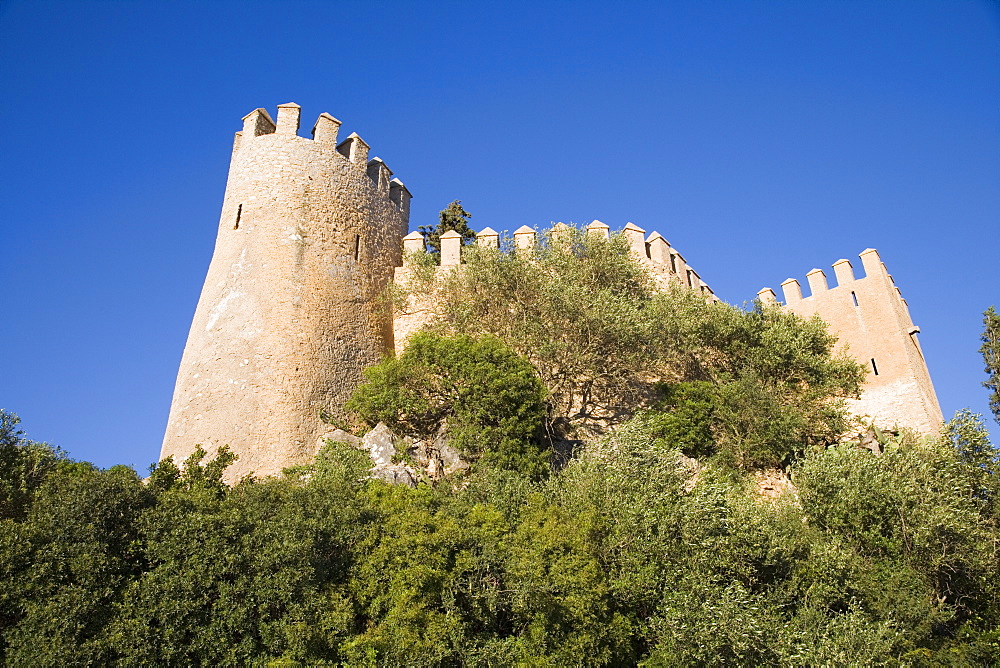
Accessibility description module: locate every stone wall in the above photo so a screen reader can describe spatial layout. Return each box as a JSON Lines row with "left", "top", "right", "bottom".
{"left": 391, "top": 220, "right": 717, "bottom": 354}
{"left": 162, "top": 103, "right": 942, "bottom": 482}
{"left": 161, "top": 104, "right": 410, "bottom": 481}
{"left": 758, "top": 249, "right": 943, "bottom": 434}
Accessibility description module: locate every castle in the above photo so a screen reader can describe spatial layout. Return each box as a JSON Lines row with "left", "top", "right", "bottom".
{"left": 161, "top": 104, "right": 942, "bottom": 479}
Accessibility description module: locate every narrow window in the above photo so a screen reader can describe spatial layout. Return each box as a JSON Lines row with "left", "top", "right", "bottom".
{"left": 851, "top": 291, "right": 859, "bottom": 307}
{"left": 871, "top": 358, "right": 879, "bottom": 376}
{"left": 670, "top": 255, "right": 677, "bottom": 273}
{"left": 234, "top": 203, "right": 242, "bottom": 230}
{"left": 354, "top": 235, "right": 361, "bottom": 261}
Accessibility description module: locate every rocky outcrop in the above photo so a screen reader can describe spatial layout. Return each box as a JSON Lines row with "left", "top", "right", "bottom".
{"left": 320, "top": 422, "right": 472, "bottom": 487}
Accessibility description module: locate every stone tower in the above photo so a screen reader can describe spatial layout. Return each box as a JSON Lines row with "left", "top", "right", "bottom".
{"left": 759, "top": 249, "right": 942, "bottom": 434}
{"left": 161, "top": 104, "right": 411, "bottom": 480}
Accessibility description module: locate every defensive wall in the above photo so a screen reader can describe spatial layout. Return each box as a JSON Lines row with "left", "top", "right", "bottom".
{"left": 758, "top": 249, "right": 943, "bottom": 434}
{"left": 392, "top": 220, "right": 716, "bottom": 352}
{"left": 161, "top": 104, "right": 410, "bottom": 481}
{"left": 161, "top": 103, "right": 943, "bottom": 480}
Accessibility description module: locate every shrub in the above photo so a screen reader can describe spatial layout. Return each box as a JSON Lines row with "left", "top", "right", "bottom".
{"left": 346, "top": 333, "right": 549, "bottom": 477}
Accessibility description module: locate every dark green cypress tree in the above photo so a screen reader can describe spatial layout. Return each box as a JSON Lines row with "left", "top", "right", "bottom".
{"left": 418, "top": 200, "right": 475, "bottom": 255}
{"left": 981, "top": 306, "right": 1000, "bottom": 425}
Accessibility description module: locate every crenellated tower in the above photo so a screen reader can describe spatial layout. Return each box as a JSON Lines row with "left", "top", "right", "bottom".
{"left": 758, "top": 249, "right": 942, "bottom": 434}
{"left": 161, "top": 104, "right": 411, "bottom": 480}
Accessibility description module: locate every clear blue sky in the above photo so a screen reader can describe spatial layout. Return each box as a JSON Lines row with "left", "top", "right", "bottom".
{"left": 2, "top": 0, "right": 998, "bottom": 470}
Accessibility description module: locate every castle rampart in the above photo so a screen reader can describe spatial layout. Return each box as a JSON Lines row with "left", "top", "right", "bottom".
{"left": 759, "top": 249, "right": 942, "bottom": 434}
{"left": 398, "top": 221, "right": 714, "bottom": 295}
{"left": 163, "top": 104, "right": 943, "bottom": 481}
{"left": 161, "top": 104, "right": 410, "bottom": 481}
{"left": 393, "top": 222, "right": 717, "bottom": 352}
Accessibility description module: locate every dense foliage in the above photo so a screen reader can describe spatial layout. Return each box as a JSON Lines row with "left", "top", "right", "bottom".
{"left": 402, "top": 227, "right": 863, "bottom": 468}
{"left": 1, "top": 408, "right": 998, "bottom": 665}
{"left": 2, "top": 227, "right": 996, "bottom": 664}
{"left": 346, "top": 332, "right": 549, "bottom": 477}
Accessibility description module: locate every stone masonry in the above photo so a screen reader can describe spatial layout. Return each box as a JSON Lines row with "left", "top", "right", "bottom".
{"left": 161, "top": 104, "right": 410, "bottom": 481}
{"left": 161, "top": 103, "right": 943, "bottom": 480}
{"left": 758, "top": 249, "right": 943, "bottom": 434}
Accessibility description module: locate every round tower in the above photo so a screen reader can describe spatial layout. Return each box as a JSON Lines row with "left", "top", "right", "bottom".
{"left": 161, "top": 103, "right": 411, "bottom": 480}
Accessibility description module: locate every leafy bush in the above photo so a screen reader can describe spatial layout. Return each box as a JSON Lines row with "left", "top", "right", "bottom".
{"left": 401, "top": 226, "right": 863, "bottom": 468}
{"left": 1, "top": 408, "right": 999, "bottom": 664}
{"left": 346, "top": 332, "right": 549, "bottom": 477}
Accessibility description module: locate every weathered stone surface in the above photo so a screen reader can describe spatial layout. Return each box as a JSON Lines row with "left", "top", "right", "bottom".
{"left": 362, "top": 422, "right": 397, "bottom": 467}
{"left": 373, "top": 464, "right": 416, "bottom": 487}
{"left": 432, "top": 430, "right": 469, "bottom": 474}
{"left": 161, "top": 105, "right": 410, "bottom": 482}
{"left": 437, "top": 442, "right": 467, "bottom": 472}
{"left": 315, "top": 428, "right": 362, "bottom": 453}
{"left": 754, "top": 468, "right": 797, "bottom": 501}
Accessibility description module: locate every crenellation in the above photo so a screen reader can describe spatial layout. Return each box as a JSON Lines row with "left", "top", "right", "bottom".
{"left": 646, "top": 232, "right": 670, "bottom": 264}
{"left": 758, "top": 287, "right": 778, "bottom": 304}
{"left": 242, "top": 108, "right": 275, "bottom": 138}
{"left": 400, "top": 223, "right": 712, "bottom": 300}
{"left": 337, "top": 132, "right": 369, "bottom": 166}
{"left": 476, "top": 227, "right": 499, "bottom": 248}
{"left": 312, "top": 112, "right": 341, "bottom": 145}
{"left": 402, "top": 230, "right": 424, "bottom": 258}
{"left": 669, "top": 248, "right": 685, "bottom": 277}
{"left": 686, "top": 269, "right": 698, "bottom": 289}
{"left": 366, "top": 157, "right": 393, "bottom": 193}
{"left": 806, "top": 268, "right": 828, "bottom": 295}
{"left": 781, "top": 278, "right": 803, "bottom": 304}
{"left": 275, "top": 103, "right": 301, "bottom": 136}
{"left": 551, "top": 222, "right": 572, "bottom": 243}
{"left": 622, "top": 222, "right": 648, "bottom": 260}
{"left": 832, "top": 258, "right": 854, "bottom": 286}
{"left": 389, "top": 178, "right": 412, "bottom": 230}
{"left": 514, "top": 225, "right": 536, "bottom": 251}
{"left": 859, "top": 248, "right": 885, "bottom": 279}
{"left": 586, "top": 219, "right": 610, "bottom": 239}
{"left": 439, "top": 230, "right": 463, "bottom": 266}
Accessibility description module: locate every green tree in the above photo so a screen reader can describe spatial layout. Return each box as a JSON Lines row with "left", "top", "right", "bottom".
{"left": 410, "top": 226, "right": 672, "bottom": 432}
{"left": 418, "top": 199, "right": 475, "bottom": 255}
{"left": 0, "top": 410, "right": 67, "bottom": 521}
{"left": 1, "top": 462, "right": 152, "bottom": 665}
{"left": 793, "top": 436, "right": 1000, "bottom": 660}
{"left": 347, "top": 332, "right": 549, "bottom": 477}
{"left": 110, "top": 444, "right": 369, "bottom": 665}
{"left": 982, "top": 306, "right": 1000, "bottom": 425}
{"left": 401, "top": 225, "right": 863, "bottom": 467}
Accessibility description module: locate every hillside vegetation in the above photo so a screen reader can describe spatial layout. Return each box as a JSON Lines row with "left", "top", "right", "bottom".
{"left": 1, "top": 229, "right": 998, "bottom": 665}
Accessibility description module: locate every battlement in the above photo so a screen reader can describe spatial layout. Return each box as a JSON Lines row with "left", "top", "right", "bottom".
{"left": 232, "top": 104, "right": 407, "bottom": 211}
{"left": 163, "top": 103, "right": 413, "bottom": 481}
{"left": 758, "top": 249, "right": 942, "bottom": 434}
{"left": 759, "top": 248, "right": 905, "bottom": 309}
{"left": 400, "top": 222, "right": 715, "bottom": 298}
{"left": 168, "top": 100, "right": 945, "bottom": 483}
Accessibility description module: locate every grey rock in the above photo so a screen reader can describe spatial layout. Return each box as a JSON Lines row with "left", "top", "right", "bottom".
{"left": 374, "top": 464, "right": 417, "bottom": 488}
{"left": 432, "top": 431, "right": 469, "bottom": 473}
{"left": 315, "top": 428, "right": 362, "bottom": 453}
{"left": 363, "top": 422, "right": 397, "bottom": 466}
